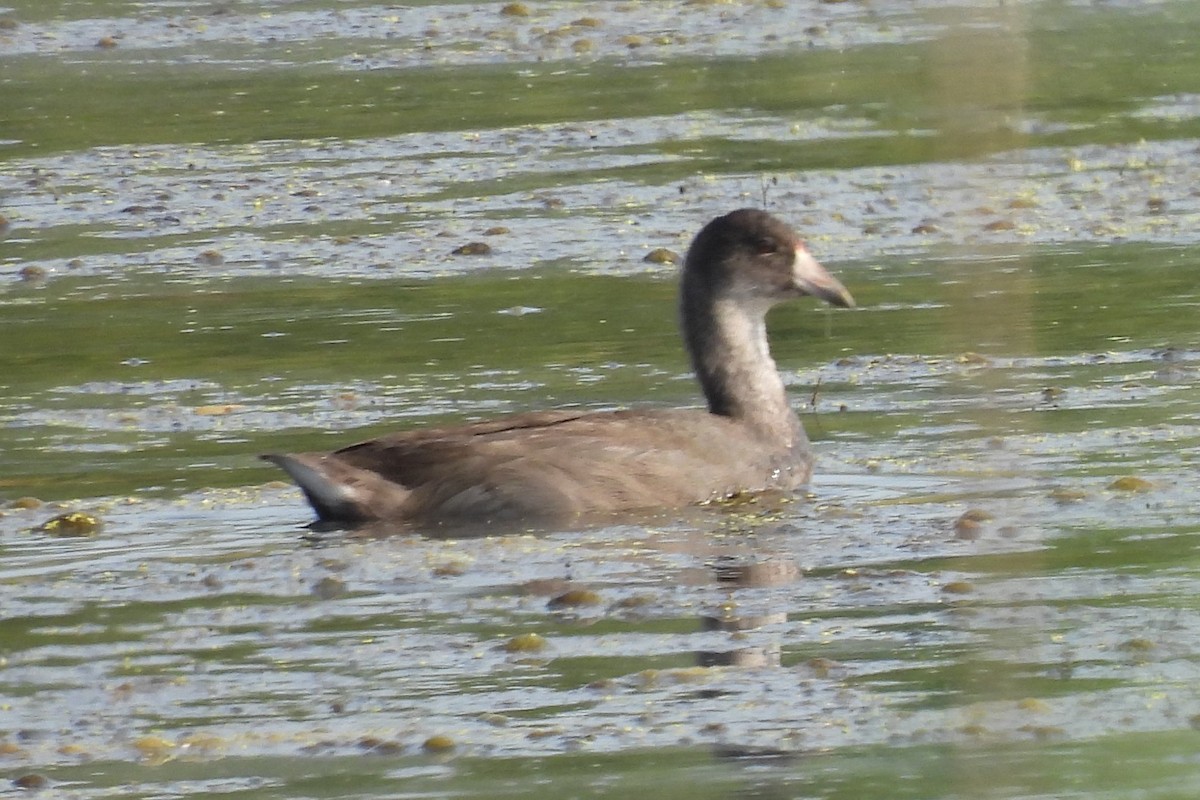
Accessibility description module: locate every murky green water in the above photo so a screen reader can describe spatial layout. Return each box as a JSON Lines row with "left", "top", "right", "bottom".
{"left": 3, "top": 1, "right": 1200, "bottom": 797}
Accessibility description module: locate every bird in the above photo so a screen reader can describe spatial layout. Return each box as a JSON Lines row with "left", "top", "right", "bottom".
{"left": 262, "top": 209, "right": 855, "bottom": 528}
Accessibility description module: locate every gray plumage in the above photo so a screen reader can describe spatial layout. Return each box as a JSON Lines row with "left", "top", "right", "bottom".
{"left": 263, "top": 209, "right": 855, "bottom": 527}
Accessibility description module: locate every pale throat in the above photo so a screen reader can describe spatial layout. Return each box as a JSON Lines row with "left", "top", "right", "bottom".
{"left": 689, "top": 296, "right": 797, "bottom": 443}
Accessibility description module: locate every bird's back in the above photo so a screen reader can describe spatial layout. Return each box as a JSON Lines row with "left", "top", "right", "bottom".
{"left": 265, "top": 407, "right": 812, "bottom": 526}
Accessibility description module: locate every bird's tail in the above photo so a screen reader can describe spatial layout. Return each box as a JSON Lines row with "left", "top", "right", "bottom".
{"left": 261, "top": 453, "right": 411, "bottom": 524}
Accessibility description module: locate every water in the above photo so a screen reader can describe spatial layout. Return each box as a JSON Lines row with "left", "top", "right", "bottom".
{"left": 2, "top": 1, "right": 1200, "bottom": 797}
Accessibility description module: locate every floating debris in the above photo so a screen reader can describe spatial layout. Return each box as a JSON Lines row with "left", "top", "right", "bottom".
{"left": 519, "top": 578, "right": 571, "bottom": 596}
{"left": 1107, "top": 476, "right": 1154, "bottom": 492}
{"left": 37, "top": 511, "right": 103, "bottom": 538}
{"left": 1041, "top": 386, "right": 1066, "bottom": 403}
{"left": 431, "top": 561, "right": 468, "bottom": 577}
{"left": 7, "top": 496, "right": 42, "bottom": 510}
{"left": 496, "top": 305, "right": 542, "bottom": 316}
{"left": 423, "top": 734, "right": 456, "bottom": 753}
{"left": 956, "top": 352, "right": 991, "bottom": 365}
{"left": 1119, "top": 637, "right": 1155, "bottom": 651}
{"left": 311, "top": 576, "right": 347, "bottom": 599}
{"left": 131, "top": 734, "right": 175, "bottom": 757}
{"left": 195, "top": 249, "right": 224, "bottom": 266}
{"left": 12, "top": 774, "right": 48, "bottom": 790}
{"left": 499, "top": 2, "right": 531, "bottom": 17}
{"left": 642, "top": 247, "right": 679, "bottom": 265}
{"left": 358, "top": 736, "right": 404, "bottom": 755}
{"left": 712, "top": 557, "right": 800, "bottom": 587}
{"left": 1049, "top": 487, "right": 1087, "bottom": 503}
{"left": 451, "top": 242, "right": 492, "bottom": 256}
{"left": 502, "top": 632, "right": 548, "bottom": 653}
{"left": 547, "top": 588, "right": 601, "bottom": 609}
{"left": 194, "top": 404, "right": 245, "bottom": 416}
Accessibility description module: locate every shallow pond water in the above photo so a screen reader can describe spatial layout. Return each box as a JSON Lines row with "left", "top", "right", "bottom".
{"left": 3, "top": 1, "right": 1200, "bottom": 798}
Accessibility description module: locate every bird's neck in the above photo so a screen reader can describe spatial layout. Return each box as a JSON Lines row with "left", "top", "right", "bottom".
{"left": 681, "top": 289, "right": 801, "bottom": 446}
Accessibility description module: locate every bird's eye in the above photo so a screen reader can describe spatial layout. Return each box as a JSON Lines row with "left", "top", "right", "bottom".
{"left": 751, "top": 237, "right": 779, "bottom": 255}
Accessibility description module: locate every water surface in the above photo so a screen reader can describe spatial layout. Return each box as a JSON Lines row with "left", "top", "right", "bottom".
{"left": 2, "top": 1, "right": 1200, "bottom": 797}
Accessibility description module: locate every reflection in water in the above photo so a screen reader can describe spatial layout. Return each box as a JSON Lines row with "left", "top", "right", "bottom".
{"left": 696, "top": 647, "right": 781, "bottom": 669}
